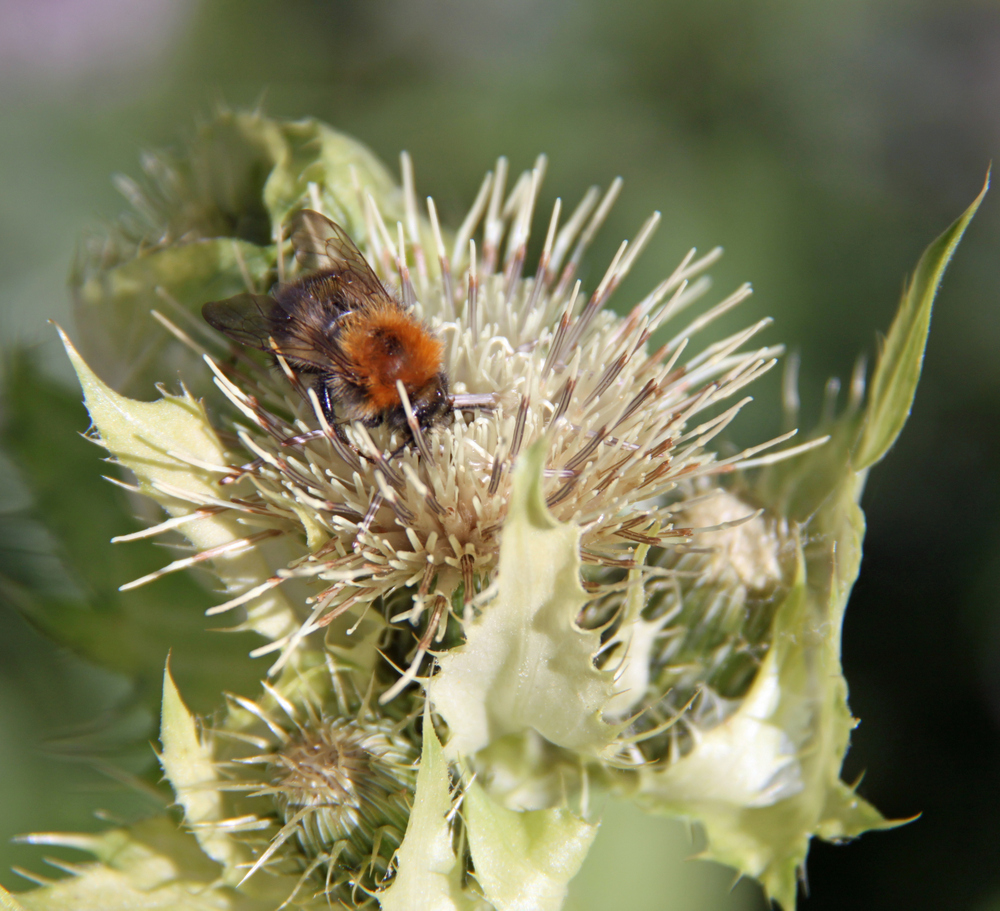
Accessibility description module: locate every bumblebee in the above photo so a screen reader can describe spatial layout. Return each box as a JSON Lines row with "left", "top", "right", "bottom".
{"left": 203, "top": 210, "right": 451, "bottom": 442}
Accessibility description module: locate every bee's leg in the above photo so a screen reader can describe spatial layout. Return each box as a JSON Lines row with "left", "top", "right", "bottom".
{"left": 305, "top": 377, "right": 372, "bottom": 463}
{"left": 316, "top": 378, "right": 337, "bottom": 425}
{"left": 384, "top": 411, "right": 423, "bottom": 462}
{"left": 332, "top": 419, "right": 371, "bottom": 459}
{"left": 280, "top": 379, "right": 337, "bottom": 448}
{"left": 387, "top": 421, "right": 425, "bottom": 462}
{"left": 386, "top": 440, "right": 412, "bottom": 462}
{"left": 387, "top": 438, "right": 412, "bottom": 462}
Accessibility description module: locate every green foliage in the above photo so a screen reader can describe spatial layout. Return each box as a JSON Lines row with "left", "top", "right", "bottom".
{"left": 10, "top": 819, "right": 273, "bottom": 911}
{"left": 853, "top": 174, "right": 989, "bottom": 471}
{"left": 70, "top": 111, "right": 427, "bottom": 403}
{"left": 2, "top": 106, "right": 986, "bottom": 911}
{"left": 60, "top": 328, "right": 299, "bottom": 645}
{"left": 0, "top": 349, "right": 261, "bottom": 717}
{"left": 647, "top": 180, "right": 990, "bottom": 908}
{"left": 159, "top": 661, "right": 244, "bottom": 875}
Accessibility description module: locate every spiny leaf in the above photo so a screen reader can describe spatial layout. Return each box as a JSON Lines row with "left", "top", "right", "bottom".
{"left": 853, "top": 173, "right": 988, "bottom": 470}
{"left": 428, "top": 440, "right": 619, "bottom": 759}
{"left": 628, "top": 180, "right": 991, "bottom": 904}
{"left": 11, "top": 818, "right": 282, "bottom": 911}
{"left": 464, "top": 781, "right": 597, "bottom": 911}
{"left": 60, "top": 329, "right": 299, "bottom": 645}
{"left": 377, "top": 705, "right": 472, "bottom": 911}
{"left": 160, "top": 660, "right": 243, "bottom": 875}
{"left": 0, "top": 349, "right": 261, "bottom": 714}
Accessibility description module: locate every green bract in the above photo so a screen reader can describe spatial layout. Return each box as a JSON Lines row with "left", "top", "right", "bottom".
{"left": 60, "top": 328, "right": 298, "bottom": 644}
{"left": 3, "top": 112, "right": 986, "bottom": 910}
{"left": 428, "top": 442, "right": 620, "bottom": 762}
{"left": 376, "top": 707, "right": 470, "bottom": 911}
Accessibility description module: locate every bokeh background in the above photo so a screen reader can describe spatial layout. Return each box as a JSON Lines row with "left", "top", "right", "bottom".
{"left": 1, "top": 1, "right": 999, "bottom": 909}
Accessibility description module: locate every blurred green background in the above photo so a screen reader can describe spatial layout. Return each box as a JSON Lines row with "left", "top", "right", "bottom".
{"left": 1, "top": 1, "right": 999, "bottom": 909}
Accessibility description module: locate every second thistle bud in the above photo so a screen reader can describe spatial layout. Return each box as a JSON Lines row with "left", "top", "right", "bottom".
{"left": 265, "top": 719, "right": 415, "bottom": 889}
{"left": 221, "top": 675, "right": 419, "bottom": 900}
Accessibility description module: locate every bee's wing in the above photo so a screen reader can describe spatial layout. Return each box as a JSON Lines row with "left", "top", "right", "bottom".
{"left": 202, "top": 293, "right": 276, "bottom": 351}
{"left": 202, "top": 292, "right": 344, "bottom": 372}
{"left": 290, "top": 210, "right": 393, "bottom": 306}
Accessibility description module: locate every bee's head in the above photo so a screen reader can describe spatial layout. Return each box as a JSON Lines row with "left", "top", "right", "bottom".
{"left": 410, "top": 373, "right": 453, "bottom": 430}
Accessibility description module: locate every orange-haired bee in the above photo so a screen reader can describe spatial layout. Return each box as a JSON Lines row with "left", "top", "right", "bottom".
{"left": 203, "top": 210, "right": 452, "bottom": 447}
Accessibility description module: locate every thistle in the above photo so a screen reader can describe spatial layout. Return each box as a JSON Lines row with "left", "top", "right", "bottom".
{"left": 2, "top": 111, "right": 985, "bottom": 911}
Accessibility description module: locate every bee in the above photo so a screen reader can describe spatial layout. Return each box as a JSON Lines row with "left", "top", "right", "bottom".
{"left": 202, "top": 210, "right": 451, "bottom": 451}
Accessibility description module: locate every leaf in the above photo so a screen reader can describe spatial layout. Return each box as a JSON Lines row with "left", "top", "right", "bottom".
{"left": 0, "top": 349, "right": 263, "bottom": 715}
{"left": 638, "top": 632, "right": 803, "bottom": 811}
{"left": 427, "top": 441, "right": 619, "bottom": 759}
{"left": 602, "top": 545, "right": 669, "bottom": 720}
{"left": 635, "top": 508, "right": 896, "bottom": 904}
{"left": 60, "top": 329, "right": 299, "bottom": 645}
{"left": 0, "top": 885, "right": 28, "bottom": 911}
{"left": 10, "top": 818, "right": 281, "bottom": 911}
{"left": 756, "top": 176, "right": 987, "bottom": 522}
{"left": 853, "top": 173, "right": 988, "bottom": 470}
{"left": 378, "top": 706, "right": 472, "bottom": 911}
{"left": 159, "top": 661, "right": 243, "bottom": 875}
{"left": 266, "top": 118, "right": 444, "bottom": 277}
{"left": 464, "top": 782, "right": 597, "bottom": 911}
{"left": 264, "top": 119, "right": 403, "bottom": 235}
{"left": 635, "top": 513, "right": 898, "bottom": 909}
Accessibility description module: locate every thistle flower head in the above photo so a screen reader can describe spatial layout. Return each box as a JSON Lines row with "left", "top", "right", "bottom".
{"left": 45, "top": 113, "right": 980, "bottom": 911}
{"left": 161, "top": 151, "right": 819, "bottom": 697}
